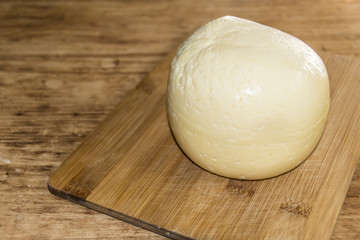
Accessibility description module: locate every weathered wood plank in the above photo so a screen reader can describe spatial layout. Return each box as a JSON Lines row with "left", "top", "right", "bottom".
{"left": 0, "top": 0, "right": 359, "bottom": 239}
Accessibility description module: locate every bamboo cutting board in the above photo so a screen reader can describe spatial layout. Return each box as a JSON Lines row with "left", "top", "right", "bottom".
{"left": 48, "top": 49, "right": 360, "bottom": 240}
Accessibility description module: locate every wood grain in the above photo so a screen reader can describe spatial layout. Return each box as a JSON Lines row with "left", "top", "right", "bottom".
{"left": 1, "top": 0, "right": 360, "bottom": 239}
{"left": 48, "top": 50, "right": 360, "bottom": 239}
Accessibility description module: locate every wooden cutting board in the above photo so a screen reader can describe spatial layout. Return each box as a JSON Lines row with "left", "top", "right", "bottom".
{"left": 48, "top": 48, "right": 360, "bottom": 239}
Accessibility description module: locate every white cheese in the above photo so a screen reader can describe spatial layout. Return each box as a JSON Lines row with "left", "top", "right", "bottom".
{"left": 167, "top": 16, "right": 330, "bottom": 180}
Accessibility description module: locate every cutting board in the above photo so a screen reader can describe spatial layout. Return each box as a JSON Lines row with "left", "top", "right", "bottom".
{"left": 48, "top": 47, "right": 360, "bottom": 239}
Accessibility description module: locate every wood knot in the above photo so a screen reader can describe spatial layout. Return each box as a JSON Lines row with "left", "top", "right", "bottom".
{"left": 64, "top": 181, "right": 92, "bottom": 199}
{"left": 280, "top": 201, "right": 312, "bottom": 217}
{"left": 15, "top": 111, "right": 24, "bottom": 116}
{"left": 136, "top": 79, "right": 155, "bottom": 94}
{"left": 225, "top": 179, "right": 255, "bottom": 197}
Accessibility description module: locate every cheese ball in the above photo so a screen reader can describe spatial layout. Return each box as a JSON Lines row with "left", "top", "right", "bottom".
{"left": 167, "top": 16, "right": 330, "bottom": 180}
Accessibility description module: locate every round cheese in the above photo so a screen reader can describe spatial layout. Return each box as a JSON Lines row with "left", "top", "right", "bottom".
{"left": 167, "top": 16, "right": 330, "bottom": 180}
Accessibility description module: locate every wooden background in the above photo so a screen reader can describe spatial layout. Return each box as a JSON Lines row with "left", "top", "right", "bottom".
{"left": 0, "top": 0, "right": 359, "bottom": 239}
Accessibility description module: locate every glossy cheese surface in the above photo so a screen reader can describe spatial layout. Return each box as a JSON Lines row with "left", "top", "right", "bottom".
{"left": 167, "top": 16, "right": 330, "bottom": 180}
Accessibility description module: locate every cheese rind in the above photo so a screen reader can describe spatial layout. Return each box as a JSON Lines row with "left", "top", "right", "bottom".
{"left": 167, "top": 16, "right": 330, "bottom": 180}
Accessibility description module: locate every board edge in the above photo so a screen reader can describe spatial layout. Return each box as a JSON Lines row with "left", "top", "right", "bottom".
{"left": 47, "top": 181, "right": 194, "bottom": 240}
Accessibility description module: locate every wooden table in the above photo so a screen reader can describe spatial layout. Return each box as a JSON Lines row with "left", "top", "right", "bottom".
{"left": 1, "top": 1, "right": 359, "bottom": 239}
